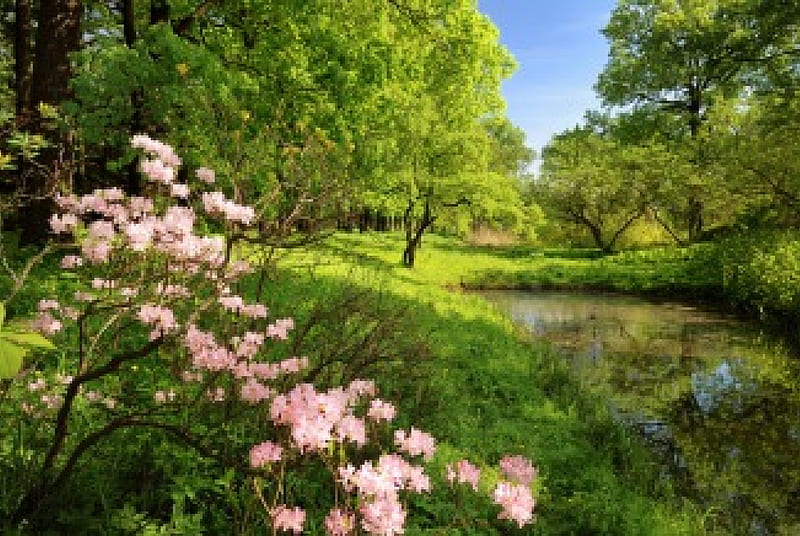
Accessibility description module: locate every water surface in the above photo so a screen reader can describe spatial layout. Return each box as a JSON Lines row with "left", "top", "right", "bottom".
{"left": 482, "top": 290, "right": 800, "bottom": 535}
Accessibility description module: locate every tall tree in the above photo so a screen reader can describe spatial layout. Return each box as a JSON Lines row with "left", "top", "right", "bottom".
{"left": 596, "top": 0, "right": 800, "bottom": 240}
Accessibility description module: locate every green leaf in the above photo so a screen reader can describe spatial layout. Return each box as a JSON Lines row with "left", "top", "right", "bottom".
{"left": 1, "top": 330, "right": 55, "bottom": 350}
{"left": 0, "top": 338, "right": 25, "bottom": 379}
{"left": 0, "top": 302, "right": 4, "bottom": 330}
{"left": 0, "top": 320, "right": 55, "bottom": 379}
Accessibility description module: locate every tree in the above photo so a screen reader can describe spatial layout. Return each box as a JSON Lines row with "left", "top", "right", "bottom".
{"left": 596, "top": 0, "right": 800, "bottom": 240}
{"left": 539, "top": 126, "right": 687, "bottom": 252}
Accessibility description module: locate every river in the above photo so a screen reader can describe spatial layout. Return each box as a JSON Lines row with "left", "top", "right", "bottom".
{"left": 481, "top": 290, "right": 800, "bottom": 536}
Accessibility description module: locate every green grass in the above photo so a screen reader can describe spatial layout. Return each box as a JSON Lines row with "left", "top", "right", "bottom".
{"left": 268, "top": 232, "right": 715, "bottom": 534}
{"left": 1, "top": 231, "right": 719, "bottom": 534}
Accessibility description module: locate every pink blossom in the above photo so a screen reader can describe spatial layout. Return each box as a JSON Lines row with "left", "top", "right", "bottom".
{"left": 279, "top": 356, "right": 307, "bottom": 374}
{"left": 96, "top": 187, "right": 125, "bottom": 202}
{"left": 170, "top": 183, "right": 190, "bottom": 199}
{"left": 200, "top": 191, "right": 256, "bottom": 225}
{"left": 336, "top": 415, "right": 367, "bottom": 446}
{"left": 249, "top": 362, "right": 281, "bottom": 380}
{"left": 131, "top": 134, "right": 182, "bottom": 167}
{"left": 394, "top": 428, "right": 436, "bottom": 460}
{"left": 241, "top": 303, "right": 268, "bottom": 318}
{"left": 49, "top": 213, "right": 77, "bottom": 234}
{"left": 124, "top": 221, "right": 154, "bottom": 251}
{"left": 360, "top": 494, "right": 405, "bottom": 536}
{"left": 270, "top": 505, "right": 305, "bottom": 534}
{"left": 60, "top": 255, "right": 83, "bottom": 269}
{"left": 266, "top": 317, "right": 295, "bottom": 340}
{"left": 324, "top": 508, "right": 355, "bottom": 536}
{"left": 137, "top": 304, "right": 178, "bottom": 340}
{"left": 128, "top": 196, "right": 154, "bottom": 217}
{"left": 446, "top": 459, "right": 481, "bottom": 491}
{"left": 367, "top": 399, "right": 396, "bottom": 422}
{"left": 27, "top": 378, "right": 46, "bottom": 391}
{"left": 250, "top": 440, "right": 283, "bottom": 467}
{"left": 83, "top": 390, "right": 103, "bottom": 403}
{"left": 91, "top": 278, "right": 116, "bottom": 290}
{"left": 181, "top": 370, "right": 203, "bottom": 383}
{"left": 493, "top": 482, "right": 535, "bottom": 528}
{"left": 87, "top": 220, "right": 115, "bottom": 241}
{"left": 184, "top": 325, "right": 235, "bottom": 371}
{"left": 41, "top": 393, "right": 63, "bottom": 409}
{"left": 32, "top": 312, "right": 62, "bottom": 335}
{"left": 346, "top": 379, "right": 376, "bottom": 400}
{"left": 195, "top": 167, "right": 215, "bottom": 184}
{"left": 240, "top": 378, "right": 273, "bottom": 404}
{"left": 37, "top": 300, "right": 60, "bottom": 312}
{"left": 78, "top": 194, "right": 107, "bottom": 214}
{"left": 81, "top": 240, "right": 111, "bottom": 264}
{"left": 156, "top": 283, "right": 190, "bottom": 298}
{"left": 55, "top": 192, "right": 79, "bottom": 212}
{"left": 499, "top": 455, "right": 537, "bottom": 485}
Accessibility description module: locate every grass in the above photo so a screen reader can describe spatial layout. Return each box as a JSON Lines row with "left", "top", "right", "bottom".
{"left": 269, "top": 232, "right": 716, "bottom": 534}
{"left": 1, "top": 231, "right": 718, "bottom": 534}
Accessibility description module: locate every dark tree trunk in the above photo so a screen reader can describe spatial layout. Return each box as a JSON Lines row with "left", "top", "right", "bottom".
{"left": 403, "top": 199, "right": 435, "bottom": 267}
{"left": 123, "top": 0, "right": 144, "bottom": 195}
{"left": 15, "top": 0, "right": 32, "bottom": 121}
{"left": 19, "top": 0, "right": 82, "bottom": 245}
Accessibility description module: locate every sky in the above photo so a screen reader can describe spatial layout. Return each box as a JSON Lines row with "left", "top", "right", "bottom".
{"left": 477, "top": 1, "right": 618, "bottom": 158}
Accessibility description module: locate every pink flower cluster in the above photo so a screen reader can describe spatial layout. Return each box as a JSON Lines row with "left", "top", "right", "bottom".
{"left": 201, "top": 191, "right": 256, "bottom": 225}
{"left": 270, "top": 505, "right": 305, "bottom": 534}
{"left": 394, "top": 427, "right": 436, "bottom": 460}
{"left": 270, "top": 381, "right": 376, "bottom": 453}
{"left": 33, "top": 137, "right": 542, "bottom": 535}
{"left": 339, "top": 453, "right": 431, "bottom": 535}
{"left": 324, "top": 508, "right": 356, "bottom": 536}
{"left": 137, "top": 304, "right": 179, "bottom": 340}
{"left": 32, "top": 299, "right": 65, "bottom": 335}
{"left": 493, "top": 481, "right": 535, "bottom": 528}
{"left": 249, "top": 440, "right": 283, "bottom": 467}
{"left": 499, "top": 454, "right": 537, "bottom": 485}
{"left": 446, "top": 459, "right": 481, "bottom": 491}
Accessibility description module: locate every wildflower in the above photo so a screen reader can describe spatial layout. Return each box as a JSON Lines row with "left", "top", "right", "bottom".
{"left": 394, "top": 427, "right": 436, "bottom": 460}
{"left": 499, "top": 455, "right": 536, "bottom": 485}
{"left": 493, "top": 481, "right": 535, "bottom": 528}
{"left": 446, "top": 459, "right": 481, "bottom": 491}
{"left": 324, "top": 508, "right": 355, "bottom": 536}
{"left": 270, "top": 505, "right": 305, "bottom": 534}
{"left": 250, "top": 440, "right": 283, "bottom": 467}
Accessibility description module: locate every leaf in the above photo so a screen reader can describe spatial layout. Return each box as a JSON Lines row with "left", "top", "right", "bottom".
{"left": 0, "top": 302, "right": 4, "bottom": 330}
{"left": 0, "top": 319, "right": 55, "bottom": 379}
{"left": 1, "top": 330, "right": 55, "bottom": 350}
{"left": 0, "top": 338, "right": 25, "bottom": 379}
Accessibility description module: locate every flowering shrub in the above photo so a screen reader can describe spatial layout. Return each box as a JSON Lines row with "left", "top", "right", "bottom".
{"left": 6, "top": 136, "right": 537, "bottom": 533}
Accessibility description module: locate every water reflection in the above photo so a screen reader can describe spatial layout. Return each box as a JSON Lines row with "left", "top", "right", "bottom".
{"left": 482, "top": 290, "right": 800, "bottom": 536}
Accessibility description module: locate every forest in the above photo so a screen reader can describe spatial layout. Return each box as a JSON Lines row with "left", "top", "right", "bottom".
{"left": 1, "top": 0, "right": 800, "bottom": 534}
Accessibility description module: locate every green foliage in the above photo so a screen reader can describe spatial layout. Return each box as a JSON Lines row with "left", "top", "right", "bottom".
{"left": 0, "top": 303, "right": 54, "bottom": 379}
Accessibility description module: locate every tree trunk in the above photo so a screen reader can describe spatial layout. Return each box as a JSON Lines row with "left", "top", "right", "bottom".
{"left": 123, "top": 0, "right": 145, "bottom": 195}
{"left": 19, "top": 0, "right": 82, "bottom": 245}
{"left": 15, "top": 0, "right": 32, "bottom": 121}
{"left": 402, "top": 199, "right": 435, "bottom": 267}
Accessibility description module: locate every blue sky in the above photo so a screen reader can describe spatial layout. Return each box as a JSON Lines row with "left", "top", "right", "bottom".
{"left": 477, "top": 1, "right": 617, "bottom": 157}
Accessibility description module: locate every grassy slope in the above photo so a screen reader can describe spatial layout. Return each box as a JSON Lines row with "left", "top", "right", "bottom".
{"left": 273, "top": 232, "right": 712, "bottom": 535}
{"left": 0, "top": 232, "right": 715, "bottom": 534}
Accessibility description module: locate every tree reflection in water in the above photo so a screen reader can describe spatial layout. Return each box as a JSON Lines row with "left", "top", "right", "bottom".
{"left": 483, "top": 290, "right": 800, "bottom": 536}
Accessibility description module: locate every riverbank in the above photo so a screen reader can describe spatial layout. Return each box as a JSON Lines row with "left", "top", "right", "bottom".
{"left": 275, "top": 232, "right": 719, "bottom": 534}
{"left": 1, "top": 231, "right": 719, "bottom": 534}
